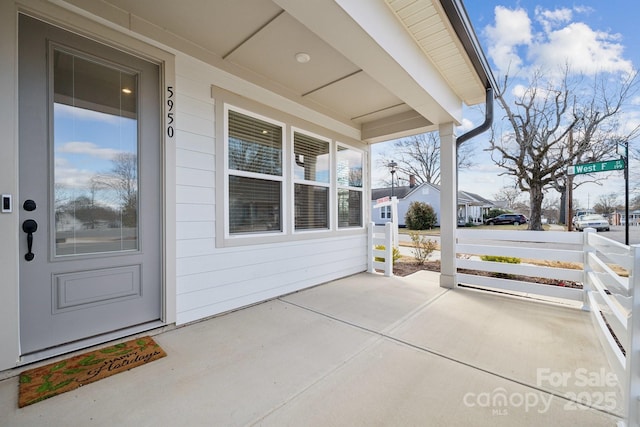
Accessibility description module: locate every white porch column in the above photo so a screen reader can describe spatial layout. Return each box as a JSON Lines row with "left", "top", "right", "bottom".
{"left": 439, "top": 122, "right": 457, "bottom": 288}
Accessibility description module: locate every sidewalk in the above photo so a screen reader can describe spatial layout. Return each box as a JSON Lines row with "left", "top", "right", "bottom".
{"left": 0, "top": 272, "right": 621, "bottom": 426}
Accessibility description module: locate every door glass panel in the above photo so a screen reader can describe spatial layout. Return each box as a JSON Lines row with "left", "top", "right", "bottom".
{"left": 53, "top": 48, "right": 139, "bottom": 256}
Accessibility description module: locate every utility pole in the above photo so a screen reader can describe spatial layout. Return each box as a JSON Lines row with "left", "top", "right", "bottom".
{"left": 621, "top": 140, "right": 629, "bottom": 245}
{"left": 567, "top": 131, "right": 574, "bottom": 231}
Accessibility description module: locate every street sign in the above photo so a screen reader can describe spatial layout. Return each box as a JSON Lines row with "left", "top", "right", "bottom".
{"left": 567, "top": 159, "right": 625, "bottom": 176}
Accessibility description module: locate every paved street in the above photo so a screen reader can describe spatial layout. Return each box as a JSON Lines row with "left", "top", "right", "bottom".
{"left": 599, "top": 225, "right": 640, "bottom": 245}
{"left": 398, "top": 225, "right": 640, "bottom": 247}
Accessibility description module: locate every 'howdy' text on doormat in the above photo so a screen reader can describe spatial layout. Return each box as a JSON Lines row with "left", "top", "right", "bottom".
{"left": 18, "top": 336, "right": 166, "bottom": 407}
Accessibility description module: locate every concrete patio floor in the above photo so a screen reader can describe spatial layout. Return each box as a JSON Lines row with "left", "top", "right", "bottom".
{"left": 0, "top": 271, "right": 623, "bottom": 426}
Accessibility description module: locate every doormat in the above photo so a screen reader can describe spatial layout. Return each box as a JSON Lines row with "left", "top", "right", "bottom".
{"left": 18, "top": 336, "right": 166, "bottom": 408}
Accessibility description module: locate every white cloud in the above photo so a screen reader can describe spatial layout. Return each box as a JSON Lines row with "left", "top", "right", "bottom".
{"left": 618, "top": 110, "right": 640, "bottom": 138}
{"left": 456, "top": 118, "right": 475, "bottom": 134}
{"left": 510, "top": 83, "right": 562, "bottom": 103}
{"left": 535, "top": 6, "right": 572, "bottom": 33}
{"left": 54, "top": 165, "right": 96, "bottom": 189}
{"left": 57, "top": 141, "right": 122, "bottom": 160}
{"left": 483, "top": 6, "right": 634, "bottom": 78}
{"left": 484, "top": 6, "right": 532, "bottom": 74}
{"left": 530, "top": 22, "right": 634, "bottom": 76}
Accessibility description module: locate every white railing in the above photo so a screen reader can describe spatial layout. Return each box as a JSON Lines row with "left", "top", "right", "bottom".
{"left": 368, "top": 222, "right": 393, "bottom": 277}
{"left": 456, "top": 228, "right": 640, "bottom": 427}
{"left": 456, "top": 229, "right": 586, "bottom": 305}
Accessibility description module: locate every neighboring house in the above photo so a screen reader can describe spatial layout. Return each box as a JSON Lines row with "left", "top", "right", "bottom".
{"left": 615, "top": 210, "right": 640, "bottom": 226}
{"left": 458, "top": 191, "right": 496, "bottom": 225}
{"left": 0, "top": 0, "right": 494, "bottom": 371}
{"left": 372, "top": 184, "right": 495, "bottom": 226}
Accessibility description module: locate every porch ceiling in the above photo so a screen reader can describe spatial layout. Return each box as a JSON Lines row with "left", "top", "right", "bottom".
{"left": 67, "top": 0, "right": 489, "bottom": 143}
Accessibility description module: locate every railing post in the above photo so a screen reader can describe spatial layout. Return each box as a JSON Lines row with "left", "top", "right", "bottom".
{"left": 390, "top": 196, "right": 399, "bottom": 248}
{"left": 384, "top": 222, "right": 393, "bottom": 277}
{"left": 582, "top": 228, "right": 595, "bottom": 311}
{"left": 367, "top": 222, "right": 374, "bottom": 274}
{"left": 625, "top": 244, "right": 640, "bottom": 427}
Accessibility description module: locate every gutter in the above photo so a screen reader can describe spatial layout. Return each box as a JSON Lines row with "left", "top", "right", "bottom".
{"left": 439, "top": 0, "right": 496, "bottom": 145}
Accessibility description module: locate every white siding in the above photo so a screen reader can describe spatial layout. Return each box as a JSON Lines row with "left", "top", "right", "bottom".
{"left": 174, "top": 54, "right": 368, "bottom": 325}
{"left": 371, "top": 184, "right": 441, "bottom": 227}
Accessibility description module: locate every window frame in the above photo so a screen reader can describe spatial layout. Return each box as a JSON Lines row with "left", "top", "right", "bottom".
{"left": 214, "top": 88, "right": 368, "bottom": 248}
{"left": 380, "top": 205, "right": 391, "bottom": 220}
{"left": 224, "top": 104, "right": 286, "bottom": 239}
{"left": 291, "top": 127, "right": 332, "bottom": 234}
{"left": 336, "top": 142, "right": 364, "bottom": 229}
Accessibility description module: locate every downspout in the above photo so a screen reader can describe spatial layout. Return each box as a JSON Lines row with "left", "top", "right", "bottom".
{"left": 457, "top": 87, "right": 494, "bottom": 147}
{"left": 455, "top": 86, "right": 494, "bottom": 217}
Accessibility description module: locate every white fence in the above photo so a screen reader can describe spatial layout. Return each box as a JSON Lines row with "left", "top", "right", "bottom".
{"left": 368, "top": 222, "right": 393, "bottom": 276}
{"left": 456, "top": 228, "right": 640, "bottom": 426}
{"left": 456, "top": 229, "right": 586, "bottom": 305}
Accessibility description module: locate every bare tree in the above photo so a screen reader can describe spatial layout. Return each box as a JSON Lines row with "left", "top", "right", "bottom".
{"left": 542, "top": 195, "right": 560, "bottom": 223}
{"left": 377, "top": 131, "right": 475, "bottom": 186}
{"left": 488, "top": 68, "right": 638, "bottom": 230}
{"left": 493, "top": 186, "right": 522, "bottom": 210}
{"left": 92, "top": 152, "right": 138, "bottom": 227}
{"left": 593, "top": 193, "right": 620, "bottom": 215}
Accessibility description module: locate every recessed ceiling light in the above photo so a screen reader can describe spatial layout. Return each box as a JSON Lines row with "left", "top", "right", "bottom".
{"left": 295, "top": 52, "right": 311, "bottom": 63}
{"left": 122, "top": 88, "right": 132, "bottom": 94}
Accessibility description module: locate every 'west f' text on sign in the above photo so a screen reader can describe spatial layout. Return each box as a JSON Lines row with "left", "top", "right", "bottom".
{"left": 567, "top": 159, "right": 625, "bottom": 176}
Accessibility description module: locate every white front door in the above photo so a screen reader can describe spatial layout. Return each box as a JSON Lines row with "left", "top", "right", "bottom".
{"left": 19, "top": 15, "right": 162, "bottom": 355}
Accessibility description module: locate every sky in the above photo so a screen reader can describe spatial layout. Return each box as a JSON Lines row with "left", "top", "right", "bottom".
{"left": 372, "top": 0, "right": 639, "bottom": 211}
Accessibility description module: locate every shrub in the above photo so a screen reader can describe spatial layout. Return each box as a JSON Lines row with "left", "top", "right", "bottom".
{"left": 374, "top": 245, "right": 401, "bottom": 264}
{"left": 405, "top": 201, "right": 437, "bottom": 230}
{"left": 409, "top": 232, "right": 437, "bottom": 265}
{"left": 480, "top": 255, "right": 521, "bottom": 264}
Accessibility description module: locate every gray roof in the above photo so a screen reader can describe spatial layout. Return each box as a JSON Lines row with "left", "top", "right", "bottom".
{"left": 371, "top": 186, "right": 415, "bottom": 200}
{"left": 371, "top": 184, "right": 495, "bottom": 207}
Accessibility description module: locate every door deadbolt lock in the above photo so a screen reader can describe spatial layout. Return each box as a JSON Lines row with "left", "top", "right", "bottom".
{"left": 23, "top": 199, "right": 36, "bottom": 212}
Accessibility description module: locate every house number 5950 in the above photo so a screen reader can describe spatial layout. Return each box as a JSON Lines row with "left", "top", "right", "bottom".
{"left": 167, "top": 86, "right": 175, "bottom": 138}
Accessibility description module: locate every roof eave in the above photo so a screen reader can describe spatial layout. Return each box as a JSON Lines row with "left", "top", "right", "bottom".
{"left": 439, "top": 0, "right": 497, "bottom": 91}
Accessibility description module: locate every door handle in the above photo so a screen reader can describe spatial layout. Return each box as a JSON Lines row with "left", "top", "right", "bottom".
{"left": 22, "top": 219, "right": 37, "bottom": 261}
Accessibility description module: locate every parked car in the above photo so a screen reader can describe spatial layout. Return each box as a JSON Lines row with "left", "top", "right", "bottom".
{"left": 574, "top": 214, "right": 610, "bottom": 231}
{"left": 572, "top": 209, "right": 595, "bottom": 226}
{"left": 484, "top": 214, "right": 528, "bottom": 225}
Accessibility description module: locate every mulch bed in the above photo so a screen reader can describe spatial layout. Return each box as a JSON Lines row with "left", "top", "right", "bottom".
{"left": 393, "top": 258, "right": 582, "bottom": 289}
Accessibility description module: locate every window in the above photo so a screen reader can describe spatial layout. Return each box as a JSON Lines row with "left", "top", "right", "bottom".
{"left": 227, "top": 109, "right": 283, "bottom": 234}
{"left": 219, "top": 94, "right": 367, "bottom": 244}
{"left": 293, "top": 131, "right": 330, "bottom": 230}
{"left": 337, "top": 145, "right": 363, "bottom": 228}
{"left": 380, "top": 205, "right": 391, "bottom": 220}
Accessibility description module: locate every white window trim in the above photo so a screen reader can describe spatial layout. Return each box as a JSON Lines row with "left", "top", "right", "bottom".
{"left": 214, "top": 86, "right": 368, "bottom": 248}
{"left": 380, "top": 205, "right": 391, "bottom": 220}
{"left": 336, "top": 141, "right": 365, "bottom": 230}
{"left": 291, "top": 127, "right": 332, "bottom": 234}
{"left": 223, "top": 104, "right": 287, "bottom": 240}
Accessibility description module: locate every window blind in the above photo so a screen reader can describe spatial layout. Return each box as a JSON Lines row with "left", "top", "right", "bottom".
{"left": 293, "top": 132, "right": 329, "bottom": 182}
{"left": 294, "top": 184, "right": 328, "bottom": 230}
{"left": 229, "top": 176, "right": 281, "bottom": 233}
{"left": 228, "top": 110, "right": 282, "bottom": 176}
